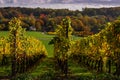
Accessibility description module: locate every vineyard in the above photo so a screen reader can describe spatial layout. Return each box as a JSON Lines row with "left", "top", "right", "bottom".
{"left": 0, "top": 17, "right": 120, "bottom": 80}
{"left": 0, "top": 18, "right": 47, "bottom": 78}
{"left": 71, "top": 20, "right": 120, "bottom": 75}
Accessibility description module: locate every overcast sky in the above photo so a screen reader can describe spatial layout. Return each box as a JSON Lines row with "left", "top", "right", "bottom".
{"left": 0, "top": 0, "right": 120, "bottom": 4}
{"left": 0, "top": 0, "right": 120, "bottom": 10}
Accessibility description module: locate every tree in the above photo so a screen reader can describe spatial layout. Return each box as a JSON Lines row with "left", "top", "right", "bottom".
{"left": 35, "top": 20, "right": 42, "bottom": 31}
{"left": 0, "top": 12, "right": 3, "bottom": 19}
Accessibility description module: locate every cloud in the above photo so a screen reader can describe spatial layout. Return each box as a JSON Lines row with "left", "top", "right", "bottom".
{"left": 0, "top": 0, "right": 119, "bottom": 5}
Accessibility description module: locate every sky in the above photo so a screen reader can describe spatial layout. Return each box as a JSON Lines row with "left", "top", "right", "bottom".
{"left": 0, "top": 0, "right": 120, "bottom": 10}
{"left": 0, "top": 0, "right": 120, "bottom": 4}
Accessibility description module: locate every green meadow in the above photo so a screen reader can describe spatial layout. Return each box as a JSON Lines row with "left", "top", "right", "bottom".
{"left": 26, "top": 31, "right": 54, "bottom": 57}
{"left": 0, "top": 31, "right": 80, "bottom": 57}
{"left": 0, "top": 31, "right": 54, "bottom": 57}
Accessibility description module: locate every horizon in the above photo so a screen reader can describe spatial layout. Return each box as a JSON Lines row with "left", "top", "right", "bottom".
{"left": 0, "top": 0, "right": 120, "bottom": 11}
{"left": 0, "top": 3, "right": 120, "bottom": 11}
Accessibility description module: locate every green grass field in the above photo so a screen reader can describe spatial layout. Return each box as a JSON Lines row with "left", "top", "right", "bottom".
{"left": 0, "top": 31, "right": 8, "bottom": 37}
{"left": 0, "top": 31, "right": 54, "bottom": 57}
{"left": 26, "top": 31, "right": 54, "bottom": 57}
{"left": 0, "top": 31, "right": 81, "bottom": 57}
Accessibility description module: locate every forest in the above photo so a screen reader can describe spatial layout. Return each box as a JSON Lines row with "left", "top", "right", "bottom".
{"left": 0, "top": 7, "right": 120, "bottom": 36}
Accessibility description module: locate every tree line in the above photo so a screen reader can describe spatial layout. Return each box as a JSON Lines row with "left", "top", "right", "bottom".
{"left": 0, "top": 7, "right": 120, "bottom": 36}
